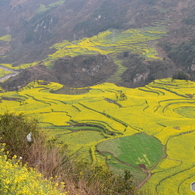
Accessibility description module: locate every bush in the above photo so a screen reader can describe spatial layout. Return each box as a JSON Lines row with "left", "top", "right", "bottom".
{"left": 0, "top": 112, "right": 39, "bottom": 159}
{"left": 66, "top": 161, "right": 135, "bottom": 195}
{"left": 172, "top": 71, "right": 190, "bottom": 81}
{"left": 123, "top": 51, "right": 129, "bottom": 58}
{"left": 0, "top": 112, "right": 68, "bottom": 179}
{"left": 0, "top": 144, "right": 66, "bottom": 195}
{"left": 161, "top": 39, "right": 195, "bottom": 68}
{"left": 0, "top": 113, "right": 137, "bottom": 195}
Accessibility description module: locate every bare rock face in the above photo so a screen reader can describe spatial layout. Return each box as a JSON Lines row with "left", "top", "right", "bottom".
{"left": 51, "top": 54, "right": 117, "bottom": 87}
{"left": 133, "top": 72, "right": 150, "bottom": 84}
{"left": 120, "top": 52, "right": 175, "bottom": 87}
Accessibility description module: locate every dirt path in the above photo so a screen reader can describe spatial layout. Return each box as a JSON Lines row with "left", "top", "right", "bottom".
{"left": 98, "top": 149, "right": 153, "bottom": 190}
{"left": 0, "top": 65, "right": 19, "bottom": 82}
{"left": 98, "top": 142, "right": 168, "bottom": 191}
{"left": 136, "top": 170, "right": 152, "bottom": 190}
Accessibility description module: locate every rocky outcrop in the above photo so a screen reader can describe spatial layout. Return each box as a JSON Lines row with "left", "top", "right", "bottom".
{"left": 3, "top": 54, "right": 117, "bottom": 90}
{"left": 120, "top": 53, "right": 175, "bottom": 87}
{"left": 52, "top": 54, "right": 117, "bottom": 87}
{"left": 3, "top": 64, "right": 59, "bottom": 91}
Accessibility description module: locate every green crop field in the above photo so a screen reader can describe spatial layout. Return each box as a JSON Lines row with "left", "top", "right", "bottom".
{"left": 1, "top": 78, "right": 195, "bottom": 194}
{"left": 98, "top": 133, "right": 164, "bottom": 168}
{"left": 97, "top": 133, "right": 165, "bottom": 183}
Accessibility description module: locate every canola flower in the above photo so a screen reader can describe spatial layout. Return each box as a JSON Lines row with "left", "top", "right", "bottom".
{"left": 0, "top": 34, "right": 12, "bottom": 42}
{"left": 1, "top": 78, "right": 195, "bottom": 194}
{"left": 45, "top": 27, "right": 164, "bottom": 65}
{"left": 0, "top": 61, "right": 40, "bottom": 72}
{"left": 0, "top": 69, "right": 12, "bottom": 78}
{"left": 0, "top": 145, "right": 67, "bottom": 195}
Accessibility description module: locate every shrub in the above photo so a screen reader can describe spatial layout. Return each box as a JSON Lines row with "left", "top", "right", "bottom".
{"left": 0, "top": 112, "right": 68, "bottom": 180}
{"left": 0, "top": 112, "right": 39, "bottom": 159}
{"left": 0, "top": 144, "right": 66, "bottom": 195}
{"left": 0, "top": 113, "right": 137, "bottom": 194}
{"left": 123, "top": 51, "right": 129, "bottom": 57}
{"left": 65, "top": 161, "right": 135, "bottom": 195}
{"left": 172, "top": 71, "right": 190, "bottom": 81}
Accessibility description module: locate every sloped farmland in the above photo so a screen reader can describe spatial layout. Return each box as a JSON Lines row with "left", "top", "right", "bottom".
{"left": 1, "top": 78, "right": 195, "bottom": 194}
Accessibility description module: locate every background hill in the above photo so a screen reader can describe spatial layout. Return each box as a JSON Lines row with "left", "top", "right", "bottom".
{"left": 0, "top": 0, "right": 195, "bottom": 88}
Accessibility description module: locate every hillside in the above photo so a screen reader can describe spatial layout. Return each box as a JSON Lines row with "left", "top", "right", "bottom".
{"left": 3, "top": 54, "right": 117, "bottom": 90}
{"left": 1, "top": 1, "right": 195, "bottom": 194}
{"left": 0, "top": 0, "right": 195, "bottom": 89}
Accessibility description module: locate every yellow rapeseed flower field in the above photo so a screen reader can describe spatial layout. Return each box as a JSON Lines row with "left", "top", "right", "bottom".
{"left": 1, "top": 78, "right": 195, "bottom": 194}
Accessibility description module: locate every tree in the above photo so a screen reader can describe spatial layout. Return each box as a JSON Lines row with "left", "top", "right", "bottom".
{"left": 172, "top": 71, "right": 190, "bottom": 81}
{"left": 116, "top": 90, "right": 127, "bottom": 101}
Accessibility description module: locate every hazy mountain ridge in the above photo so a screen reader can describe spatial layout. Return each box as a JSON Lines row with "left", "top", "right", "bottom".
{"left": 0, "top": 0, "right": 195, "bottom": 88}
{"left": 0, "top": 0, "right": 194, "bottom": 64}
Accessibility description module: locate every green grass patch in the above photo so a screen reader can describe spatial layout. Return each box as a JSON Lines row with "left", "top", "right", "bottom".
{"left": 97, "top": 133, "right": 164, "bottom": 170}
{"left": 36, "top": 0, "right": 66, "bottom": 13}
{"left": 101, "top": 152, "right": 147, "bottom": 184}
{"left": 175, "top": 106, "right": 195, "bottom": 118}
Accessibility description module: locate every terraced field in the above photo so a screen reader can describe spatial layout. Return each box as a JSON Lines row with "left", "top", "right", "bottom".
{"left": 46, "top": 27, "right": 164, "bottom": 63}
{"left": 0, "top": 26, "right": 165, "bottom": 81}
{"left": 1, "top": 78, "right": 195, "bottom": 194}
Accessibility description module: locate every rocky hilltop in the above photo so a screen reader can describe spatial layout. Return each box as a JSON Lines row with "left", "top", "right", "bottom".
{"left": 3, "top": 54, "right": 116, "bottom": 90}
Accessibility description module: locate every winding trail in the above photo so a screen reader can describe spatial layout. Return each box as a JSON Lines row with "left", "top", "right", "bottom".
{"left": 98, "top": 149, "right": 154, "bottom": 190}
{"left": 0, "top": 65, "right": 19, "bottom": 82}
{"left": 136, "top": 170, "right": 152, "bottom": 190}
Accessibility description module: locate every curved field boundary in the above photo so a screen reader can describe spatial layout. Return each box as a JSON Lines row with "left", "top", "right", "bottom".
{"left": 1, "top": 79, "right": 195, "bottom": 194}
{"left": 152, "top": 98, "right": 195, "bottom": 114}
{"left": 24, "top": 94, "right": 52, "bottom": 106}
{"left": 151, "top": 131, "right": 195, "bottom": 194}
{"left": 69, "top": 120, "right": 123, "bottom": 136}
{"left": 155, "top": 164, "right": 195, "bottom": 194}
{"left": 78, "top": 103, "right": 129, "bottom": 127}
{"left": 150, "top": 86, "right": 188, "bottom": 98}
{"left": 98, "top": 150, "right": 140, "bottom": 170}
{"left": 178, "top": 172, "right": 195, "bottom": 194}
{"left": 138, "top": 86, "right": 165, "bottom": 96}
{"left": 162, "top": 100, "right": 195, "bottom": 113}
